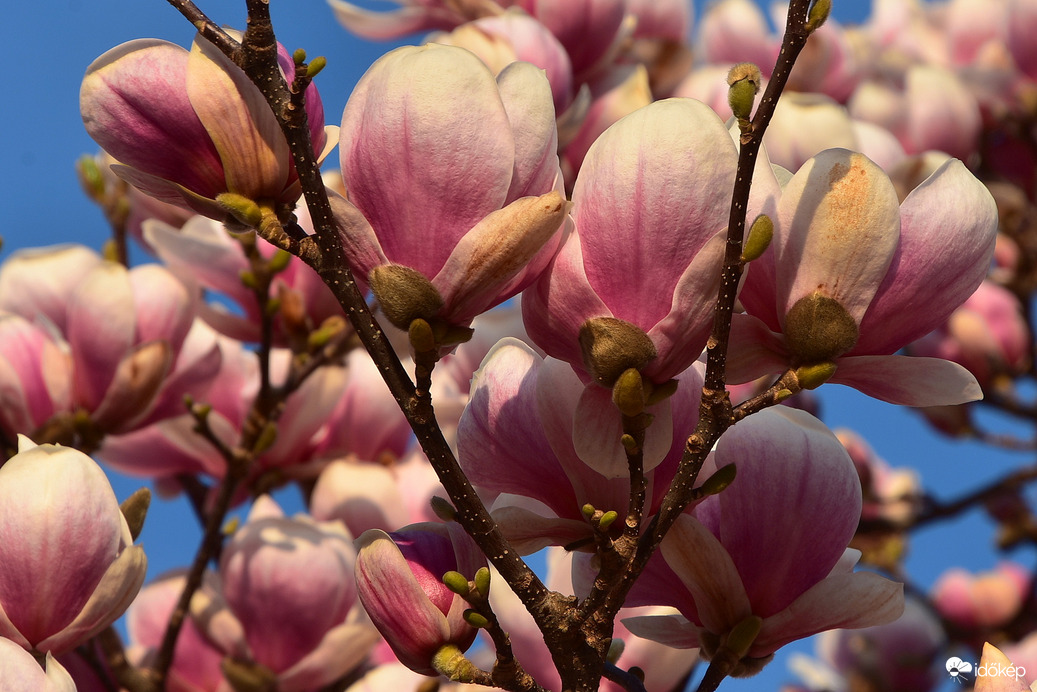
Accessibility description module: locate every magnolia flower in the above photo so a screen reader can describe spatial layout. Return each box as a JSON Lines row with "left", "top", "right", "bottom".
{"left": 0, "top": 638, "right": 76, "bottom": 692}
{"left": 0, "top": 438, "right": 147, "bottom": 655}
{"left": 0, "top": 313, "right": 73, "bottom": 440}
{"left": 196, "top": 497, "right": 378, "bottom": 691}
{"left": 624, "top": 408, "right": 904, "bottom": 675}
{"left": 80, "top": 34, "right": 334, "bottom": 223}
{"left": 457, "top": 338, "right": 701, "bottom": 549}
{"left": 932, "top": 563, "right": 1030, "bottom": 630}
{"left": 976, "top": 643, "right": 1037, "bottom": 692}
{"left": 335, "top": 44, "right": 568, "bottom": 336}
{"left": 355, "top": 522, "right": 486, "bottom": 675}
{"left": 732, "top": 148, "right": 998, "bottom": 406}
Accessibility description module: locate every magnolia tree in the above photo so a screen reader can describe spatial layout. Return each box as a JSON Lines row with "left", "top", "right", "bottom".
{"left": 5, "top": 0, "right": 1037, "bottom": 690}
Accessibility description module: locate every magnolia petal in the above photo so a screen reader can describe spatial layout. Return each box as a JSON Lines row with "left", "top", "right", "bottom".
{"left": 975, "top": 643, "right": 1033, "bottom": 692}
{"left": 645, "top": 229, "right": 726, "bottom": 382}
{"left": 724, "top": 313, "right": 791, "bottom": 385}
{"left": 573, "top": 98, "right": 736, "bottom": 329}
{"left": 260, "top": 365, "right": 349, "bottom": 470}
{"left": 705, "top": 408, "right": 861, "bottom": 618}
{"left": 328, "top": 0, "right": 459, "bottom": 40}
{"left": 496, "top": 61, "right": 560, "bottom": 203}
{"left": 329, "top": 189, "right": 386, "bottom": 295}
{"left": 130, "top": 265, "right": 195, "bottom": 354}
{"left": 187, "top": 35, "right": 290, "bottom": 199}
{"left": 830, "top": 354, "right": 983, "bottom": 406}
{"left": 620, "top": 612, "right": 701, "bottom": 649}
{"left": 39, "top": 545, "right": 147, "bottom": 655}
{"left": 572, "top": 385, "right": 673, "bottom": 478}
{"left": 457, "top": 339, "right": 579, "bottom": 515}
{"left": 489, "top": 499, "right": 591, "bottom": 554}
{"left": 0, "top": 245, "right": 103, "bottom": 333}
{"left": 91, "top": 340, "right": 173, "bottom": 433}
{"left": 754, "top": 571, "right": 904, "bottom": 657}
{"left": 522, "top": 225, "right": 612, "bottom": 372}
{"left": 80, "top": 39, "right": 225, "bottom": 199}
{"left": 311, "top": 461, "right": 409, "bottom": 537}
{"left": 854, "top": 158, "right": 998, "bottom": 354}
{"left": 434, "top": 192, "right": 567, "bottom": 324}
{"left": 278, "top": 619, "right": 380, "bottom": 692}
{"left": 340, "top": 44, "right": 514, "bottom": 277}
{"left": 661, "top": 514, "right": 751, "bottom": 634}
{"left": 778, "top": 149, "right": 900, "bottom": 325}
{"left": 67, "top": 262, "right": 136, "bottom": 411}
{"left": 0, "top": 640, "right": 76, "bottom": 692}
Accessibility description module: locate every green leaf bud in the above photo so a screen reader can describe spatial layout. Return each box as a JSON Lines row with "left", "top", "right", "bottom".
{"left": 292, "top": 48, "right": 307, "bottom": 66}
{"left": 741, "top": 215, "right": 774, "bottom": 262}
{"left": 474, "top": 567, "right": 491, "bottom": 597}
{"left": 645, "top": 378, "right": 679, "bottom": 406}
{"left": 806, "top": 0, "right": 832, "bottom": 31}
{"left": 430, "top": 496, "right": 457, "bottom": 522}
{"left": 727, "top": 62, "right": 762, "bottom": 121}
{"left": 306, "top": 56, "right": 327, "bottom": 78}
{"left": 598, "top": 510, "right": 619, "bottom": 531}
{"left": 462, "top": 609, "right": 489, "bottom": 629}
{"left": 409, "top": 318, "right": 436, "bottom": 353}
{"left": 442, "top": 571, "right": 470, "bottom": 596}
{"left": 795, "top": 361, "right": 837, "bottom": 390}
{"left": 699, "top": 463, "right": 737, "bottom": 496}
{"left": 267, "top": 249, "right": 292, "bottom": 275}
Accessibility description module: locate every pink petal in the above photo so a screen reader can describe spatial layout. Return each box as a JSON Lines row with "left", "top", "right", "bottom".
{"left": 339, "top": 44, "right": 514, "bottom": 277}
{"left": 854, "top": 158, "right": 998, "bottom": 354}
{"left": 0, "top": 245, "right": 103, "bottom": 333}
{"left": 830, "top": 355, "right": 983, "bottom": 406}
{"left": 778, "top": 149, "right": 901, "bottom": 325}
{"left": 328, "top": 1, "right": 461, "bottom": 40}
{"left": 496, "top": 61, "right": 561, "bottom": 202}
{"left": 620, "top": 612, "right": 701, "bottom": 649}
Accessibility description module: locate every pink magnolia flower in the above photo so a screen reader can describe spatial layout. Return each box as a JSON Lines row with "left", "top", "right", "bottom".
{"left": 0, "top": 245, "right": 103, "bottom": 334}
{"left": 0, "top": 638, "right": 75, "bottom": 692}
{"left": 126, "top": 572, "right": 230, "bottom": 692}
{"left": 355, "top": 522, "right": 486, "bottom": 675}
{"left": 623, "top": 408, "right": 904, "bottom": 674}
{"left": 336, "top": 44, "right": 568, "bottom": 333}
{"left": 525, "top": 96, "right": 778, "bottom": 386}
{"left": 0, "top": 438, "right": 147, "bottom": 655}
{"left": 328, "top": 0, "right": 500, "bottom": 41}
{"left": 907, "top": 281, "right": 1030, "bottom": 389}
{"left": 80, "top": 34, "right": 333, "bottom": 223}
{"left": 144, "top": 211, "right": 344, "bottom": 344}
{"left": 198, "top": 497, "right": 379, "bottom": 690}
{"left": 430, "top": 12, "right": 574, "bottom": 113}
{"left": 0, "top": 313, "right": 72, "bottom": 441}
{"left": 837, "top": 428, "right": 922, "bottom": 526}
{"left": 731, "top": 148, "right": 998, "bottom": 406}
{"left": 932, "top": 563, "right": 1030, "bottom": 630}
{"left": 456, "top": 338, "right": 701, "bottom": 550}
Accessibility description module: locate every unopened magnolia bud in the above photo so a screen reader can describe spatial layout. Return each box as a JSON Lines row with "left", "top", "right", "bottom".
{"left": 442, "top": 571, "right": 470, "bottom": 597}
{"left": 598, "top": 510, "right": 619, "bottom": 530}
{"left": 473, "top": 567, "right": 491, "bottom": 598}
{"left": 216, "top": 192, "right": 263, "bottom": 228}
{"left": 795, "top": 361, "right": 837, "bottom": 390}
{"left": 119, "top": 487, "right": 151, "bottom": 541}
{"left": 699, "top": 463, "right": 737, "bottom": 496}
{"left": 612, "top": 368, "right": 647, "bottom": 417}
{"left": 579, "top": 317, "right": 657, "bottom": 388}
{"left": 784, "top": 292, "right": 858, "bottom": 364}
{"left": 306, "top": 56, "right": 327, "bottom": 78}
{"left": 221, "top": 657, "right": 277, "bottom": 692}
{"left": 727, "top": 63, "right": 762, "bottom": 121}
{"left": 806, "top": 0, "right": 832, "bottom": 31}
{"left": 369, "top": 264, "right": 444, "bottom": 331}
{"left": 741, "top": 215, "right": 773, "bottom": 262}
{"left": 462, "top": 610, "right": 489, "bottom": 628}
{"left": 430, "top": 496, "right": 458, "bottom": 522}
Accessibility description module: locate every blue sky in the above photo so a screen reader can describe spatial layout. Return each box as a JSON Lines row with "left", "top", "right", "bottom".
{"left": 1, "top": 1, "right": 1025, "bottom": 691}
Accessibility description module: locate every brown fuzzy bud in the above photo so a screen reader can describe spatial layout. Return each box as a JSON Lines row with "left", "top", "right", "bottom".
{"left": 579, "top": 317, "right": 657, "bottom": 388}
{"left": 369, "top": 264, "right": 444, "bottom": 331}
{"left": 784, "top": 292, "right": 858, "bottom": 364}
